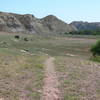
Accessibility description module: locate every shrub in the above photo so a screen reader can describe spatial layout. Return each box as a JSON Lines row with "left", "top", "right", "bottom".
{"left": 14, "top": 35, "right": 20, "bottom": 39}
{"left": 24, "top": 38, "right": 28, "bottom": 41}
{"left": 90, "top": 40, "right": 100, "bottom": 57}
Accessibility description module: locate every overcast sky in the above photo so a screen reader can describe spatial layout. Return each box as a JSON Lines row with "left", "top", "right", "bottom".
{"left": 0, "top": 0, "right": 100, "bottom": 23}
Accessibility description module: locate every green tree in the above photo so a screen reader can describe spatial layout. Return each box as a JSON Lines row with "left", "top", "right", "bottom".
{"left": 90, "top": 40, "right": 100, "bottom": 57}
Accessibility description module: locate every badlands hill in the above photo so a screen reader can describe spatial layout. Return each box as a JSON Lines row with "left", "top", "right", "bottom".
{"left": 0, "top": 12, "right": 76, "bottom": 34}
{"left": 71, "top": 21, "right": 100, "bottom": 31}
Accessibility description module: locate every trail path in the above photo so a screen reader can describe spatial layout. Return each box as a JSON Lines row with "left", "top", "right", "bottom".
{"left": 42, "top": 57, "right": 61, "bottom": 100}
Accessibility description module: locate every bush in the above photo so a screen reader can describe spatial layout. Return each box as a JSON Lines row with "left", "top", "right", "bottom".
{"left": 65, "top": 29, "right": 100, "bottom": 35}
{"left": 24, "top": 38, "right": 28, "bottom": 41}
{"left": 14, "top": 35, "right": 20, "bottom": 39}
{"left": 90, "top": 40, "right": 100, "bottom": 57}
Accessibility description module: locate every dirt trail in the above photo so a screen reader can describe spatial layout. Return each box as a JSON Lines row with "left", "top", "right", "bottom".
{"left": 42, "top": 57, "right": 61, "bottom": 100}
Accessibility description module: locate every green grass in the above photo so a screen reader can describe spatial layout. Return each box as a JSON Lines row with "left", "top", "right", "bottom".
{"left": 0, "top": 33, "right": 97, "bottom": 57}
{"left": 90, "top": 56, "right": 100, "bottom": 62}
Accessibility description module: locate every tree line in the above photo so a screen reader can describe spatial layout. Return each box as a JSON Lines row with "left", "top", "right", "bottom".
{"left": 65, "top": 29, "right": 100, "bottom": 35}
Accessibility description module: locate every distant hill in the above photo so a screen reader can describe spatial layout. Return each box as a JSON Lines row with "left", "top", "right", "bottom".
{"left": 0, "top": 12, "right": 76, "bottom": 34}
{"left": 40, "top": 15, "right": 77, "bottom": 34}
{"left": 70, "top": 21, "right": 100, "bottom": 31}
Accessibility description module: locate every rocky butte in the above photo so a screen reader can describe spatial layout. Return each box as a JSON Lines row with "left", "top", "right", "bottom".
{"left": 0, "top": 12, "right": 76, "bottom": 34}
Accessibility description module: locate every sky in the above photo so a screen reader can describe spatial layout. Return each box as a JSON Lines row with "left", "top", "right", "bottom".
{"left": 0, "top": 0, "right": 100, "bottom": 23}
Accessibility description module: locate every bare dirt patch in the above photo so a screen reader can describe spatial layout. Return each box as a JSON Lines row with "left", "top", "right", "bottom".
{"left": 42, "top": 57, "right": 61, "bottom": 100}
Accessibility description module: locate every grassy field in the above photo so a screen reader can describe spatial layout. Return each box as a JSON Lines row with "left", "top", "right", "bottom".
{"left": 0, "top": 48, "right": 47, "bottom": 100}
{"left": 0, "top": 34, "right": 48, "bottom": 100}
{"left": 55, "top": 57, "right": 100, "bottom": 100}
{"left": 0, "top": 33, "right": 99, "bottom": 100}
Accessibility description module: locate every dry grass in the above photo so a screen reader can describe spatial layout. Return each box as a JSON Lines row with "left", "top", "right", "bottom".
{"left": 0, "top": 48, "right": 47, "bottom": 100}
{"left": 55, "top": 57, "right": 100, "bottom": 100}
{"left": 0, "top": 33, "right": 99, "bottom": 100}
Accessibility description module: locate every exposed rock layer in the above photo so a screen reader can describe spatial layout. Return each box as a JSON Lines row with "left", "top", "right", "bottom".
{"left": 0, "top": 12, "right": 76, "bottom": 34}
{"left": 71, "top": 21, "right": 100, "bottom": 31}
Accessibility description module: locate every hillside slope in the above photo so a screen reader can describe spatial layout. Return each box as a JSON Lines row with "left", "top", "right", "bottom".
{"left": 71, "top": 21, "right": 100, "bottom": 31}
{"left": 0, "top": 12, "right": 76, "bottom": 34}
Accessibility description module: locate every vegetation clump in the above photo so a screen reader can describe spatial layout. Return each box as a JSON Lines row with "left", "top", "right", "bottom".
{"left": 24, "top": 38, "right": 28, "bottom": 41}
{"left": 90, "top": 40, "right": 100, "bottom": 62}
{"left": 91, "top": 40, "right": 100, "bottom": 57}
{"left": 14, "top": 35, "right": 20, "bottom": 39}
{"left": 65, "top": 29, "right": 100, "bottom": 35}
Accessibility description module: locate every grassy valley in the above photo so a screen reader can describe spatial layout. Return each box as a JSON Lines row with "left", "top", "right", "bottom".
{"left": 0, "top": 33, "right": 99, "bottom": 100}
